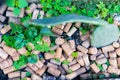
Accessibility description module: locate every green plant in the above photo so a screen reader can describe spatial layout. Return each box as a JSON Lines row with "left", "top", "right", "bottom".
{"left": 96, "top": 63, "right": 103, "bottom": 71}
{"left": 13, "top": 52, "right": 38, "bottom": 70}
{"left": 40, "top": 0, "right": 77, "bottom": 17}
{"left": 30, "top": 14, "right": 120, "bottom": 48}
{"left": 72, "top": 52, "right": 78, "bottom": 58}
{"left": 5, "top": 0, "right": 28, "bottom": 16}
{"left": 67, "top": 69, "right": 73, "bottom": 74}
{"left": 62, "top": 60, "right": 69, "bottom": 65}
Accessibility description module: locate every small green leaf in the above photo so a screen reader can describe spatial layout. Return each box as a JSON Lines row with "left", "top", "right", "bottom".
{"left": 97, "top": 63, "right": 103, "bottom": 71}
{"left": 28, "top": 54, "right": 38, "bottom": 64}
{"left": 67, "top": 69, "right": 73, "bottom": 74}
{"left": 72, "top": 52, "right": 78, "bottom": 58}
{"left": 62, "top": 60, "right": 69, "bottom": 65}
{"left": 18, "top": 0, "right": 28, "bottom": 8}
{"left": 5, "top": 0, "right": 15, "bottom": 7}
{"left": 26, "top": 72, "right": 31, "bottom": 77}
{"left": 13, "top": 8, "right": 21, "bottom": 16}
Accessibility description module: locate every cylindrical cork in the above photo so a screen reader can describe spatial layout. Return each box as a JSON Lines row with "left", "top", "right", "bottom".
{"left": 3, "top": 66, "right": 15, "bottom": 74}
{"left": 54, "top": 47, "right": 62, "bottom": 59}
{"left": 64, "top": 23, "right": 72, "bottom": 32}
{"left": 47, "top": 67, "right": 61, "bottom": 77}
{"left": 67, "top": 27, "right": 77, "bottom": 37}
{"left": 0, "top": 25, "right": 11, "bottom": 34}
{"left": 0, "top": 59, "right": 13, "bottom": 69}
{"left": 62, "top": 43, "right": 73, "bottom": 56}
{"left": 69, "top": 63, "right": 80, "bottom": 71}
{"left": 55, "top": 37, "right": 65, "bottom": 45}
{"left": 69, "top": 40, "right": 76, "bottom": 51}
{"left": 8, "top": 71, "right": 20, "bottom": 78}
{"left": 52, "top": 27, "right": 63, "bottom": 35}
{"left": 0, "top": 48, "right": 8, "bottom": 59}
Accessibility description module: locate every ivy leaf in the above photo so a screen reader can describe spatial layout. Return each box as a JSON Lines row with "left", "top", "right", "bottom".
{"left": 72, "top": 52, "right": 78, "bottom": 58}
{"left": 62, "top": 60, "right": 69, "bottom": 65}
{"left": 28, "top": 54, "right": 38, "bottom": 64}
{"left": 18, "top": 0, "right": 28, "bottom": 8}
{"left": 5, "top": 0, "right": 15, "bottom": 7}
{"left": 40, "top": 27, "right": 53, "bottom": 36}
{"left": 10, "top": 22, "right": 22, "bottom": 35}
{"left": 13, "top": 7, "right": 21, "bottom": 16}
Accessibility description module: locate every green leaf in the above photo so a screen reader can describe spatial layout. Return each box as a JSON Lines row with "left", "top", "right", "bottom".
{"left": 62, "top": 60, "right": 69, "bottom": 65}
{"left": 10, "top": 22, "right": 23, "bottom": 35}
{"left": 13, "top": 7, "right": 20, "bottom": 16}
{"left": 18, "top": 0, "right": 28, "bottom": 8}
{"left": 97, "top": 63, "right": 103, "bottom": 71}
{"left": 40, "top": 27, "right": 53, "bottom": 36}
{"left": 26, "top": 72, "right": 31, "bottom": 77}
{"left": 28, "top": 54, "right": 38, "bottom": 64}
{"left": 5, "top": 0, "right": 15, "bottom": 7}
{"left": 72, "top": 52, "right": 78, "bottom": 58}
{"left": 67, "top": 69, "right": 73, "bottom": 74}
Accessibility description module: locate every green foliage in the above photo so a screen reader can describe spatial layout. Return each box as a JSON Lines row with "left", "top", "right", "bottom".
{"left": 72, "top": 52, "right": 78, "bottom": 58}
{"left": 91, "top": 24, "right": 120, "bottom": 48}
{"left": 5, "top": 0, "right": 28, "bottom": 16}
{"left": 62, "top": 60, "right": 69, "bottom": 65}
{"left": 13, "top": 55, "right": 28, "bottom": 70}
{"left": 67, "top": 69, "right": 73, "bottom": 74}
{"left": 40, "top": 0, "right": 76, "bottom": 17}
{"left": 13, "top": 53, "right": 38, "bottom": 70}
{"left": 53, "top": 58, "right": 60, "bottom": 63}
{"left": 26, "top": 71, "right": 31, "bottom": 77}
{"left": 97, "top": 63, "right": 103, "bottom": 71}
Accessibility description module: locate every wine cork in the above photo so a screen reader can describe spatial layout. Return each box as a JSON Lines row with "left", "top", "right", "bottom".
{"left": 62, "top": 43, "right": 73, "bottom": 56}
{"left": 62, "top": 64, "right": 68, "bottom": 72}
{"left": 26, "top": 3, "right": 37, "bottom": 14}
{"left": 55, "top": 24, "right": 64, "bottom": 30}
{"left": 88, "top": 47, "right": 97, "bottom": 54}
{"left": 19, "top": 8, "right": 24, "bottom": 18}
{"left": 80, "top": 32, "right": 90, "bottom": 41}
{"left": 3, "top": 45, "right": 16, "bottom": 56}
{"left": 116, "top": 47, "right": 120, "bottom": 56}
{"left": 69, "top": 40, "right": 76, "bottom": 51}
{"left": 77, "top": 56, "right": 85, "bottom": 66}
{"left": 83, "top": 54, "right": 90, "bottom": 66}
{"left": 109, "top": 51, "right": 117, "bottom": 58}
{"left": 109, "top": 58, "right": 117, "bottom": 68}
{"left": 0, "top": 59, "right": 13, "bottom": 69}
{"left": 35, "top": 60, "right": 43, "bottom": 69}
{"left": 82, "top": 40, "right": 90, "bottom": 48}
{"left": 0, "top": 25, "right": 11, "bottom": 34}
{"left": 69, "top": 63, "right": 80, "bottom": 71}
{"left": 64, "top": 22, "right": 72, "bottom": 32}
{"left": 0, "top": 4, "right": 7, "bottom": 14}
{"left": 27, "top": 63, "right": 39, "bottom": 72}
{"left": 17, "top": 47, "right": 27, "bottom": 55}
{"left": 47, "top": 67, "right": 61, "bottom": 77}
{"left": 42, "top": 36, "right": 51, "bottom": 46}
{"left": 8, "top": 71, "right": 20, "bottom": 78}
{"left": 54, "top": 47, "right": 62, "bottom": 59}
{"left": 32, "top": 50, "right": 40, "bottom": 55}
{"left": 12, "top": 53, "right": 20, "bottom": 61}
{"left": 77, "top": 45, "right": 88, "bottom": 54}
{"left": 97, "top": 54, "right": 105, "bottom": 59}
{"left": 31, "top": 74, "right": 42, "bottom": 80}
{"left": 36, "top": 65, "right": 47, "bottom": 76}
{"left": 44, "top": 52, "right": 54, "bottom": 60}
{"left": 50, "top": 59, "right": 61, "bottom": 65}
{"left": 0, "top": 15, "right": 6, "bottom": 22}
{"left": 52, "top": 27, "right": 63, "bottom": 35}
{"left": 47, "top": 62, "right": 58, "bottom": 68}
{"left": 102, "top": 45, "right": 114, "bottom": 53}
{"left": 90, "top": 54, "right": 96, "bottom": 61}
{"left": 67, "top": 55, "right": 73, "bottom": 62}
{"left": 90, "top": 63, "right": 100, "bottom": 73}
{"left": 3, "top": 66, "right": 15, "bottom": 74}
{"left": 67, "top": 27, "right": 77, "bottom": 36}
{"left": 107, "top": 66, "right": 119, "bottom": 74}
{"left": 32, "top": 9, "right": 39, "bottom": 19}
{"left": 96, "top": 58, "right": 107, "bottom": 64}
{"left": 66, "top": 72, "right": 77, "bottom": 80}
{"left": 69, "top": 59, "right": 77, "bottom": 66}
{"left": 75, "top": 67, "right": 86, "bottom": 75}
{"left": 112, "top": 42, "right": 120, "bottom": 48}
{"left": 55, "top": 37, "right": 65, "bottom": 45}
{"left": 0, "top": 48, "right": 8, "bottom": 59}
